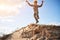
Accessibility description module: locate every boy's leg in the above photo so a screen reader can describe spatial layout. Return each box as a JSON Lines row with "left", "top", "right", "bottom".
{"left": 37, "top": 12, "right": 39, "bottom": 19}
{"left": 36, "top": 18, "right": 39, "bottom": 23}
{"left": 37, "top": 14, "right": 39, "bottom": 19}
{"left": 34, "top": 13, "right": 39, "bottom": 23}
{"left": 36, "top": 13, "right": 39, "bottom": 23}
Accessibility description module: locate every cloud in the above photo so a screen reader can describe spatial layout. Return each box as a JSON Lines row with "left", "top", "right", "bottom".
{"left": 0, "top": 26, "right": 16, "bottom": 34}
{"left": 0, "top": 16, "right": 15, "bottom": 22}
{"left": 0, "top": 0, "right": 24, "bottom": 16}
{"left": 0, "top": 0, "right": 25, "bottom": 22}
{"left": 40, "top": 22, "right": 60, "bottom": 26}
{"left": 41, "top": 22, "right": 60, "bottom": 26}
{"left": 1, "top": 19, "right": 14, "bottom": 22}
{"left": 0, "top": 0, "right": 26, "bottom": 36}
{"left": 0, "top": 16, "right": 14, "bottom": 18}
{"left": 48, "top": 22, "right": 60, "bottom": 26}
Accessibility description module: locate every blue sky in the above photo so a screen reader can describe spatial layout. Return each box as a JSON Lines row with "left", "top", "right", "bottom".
{"left": 0, "top": 0, "right": 60, "bottom": 35}
{"left": 19, "top": 0, "right": 60, "bottom": 25}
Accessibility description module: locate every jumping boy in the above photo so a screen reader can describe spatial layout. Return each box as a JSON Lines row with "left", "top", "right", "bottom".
{"left": 26, "top": 0, "right": 44, "bottom": 23}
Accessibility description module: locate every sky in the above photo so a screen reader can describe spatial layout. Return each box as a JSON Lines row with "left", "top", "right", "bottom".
{"left": 0, "top": 0, "right": 60, "bottom": 35}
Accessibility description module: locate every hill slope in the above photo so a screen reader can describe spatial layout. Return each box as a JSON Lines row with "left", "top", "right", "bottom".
{"left": 0, "top": 24, "right": 60, "bottom": 40}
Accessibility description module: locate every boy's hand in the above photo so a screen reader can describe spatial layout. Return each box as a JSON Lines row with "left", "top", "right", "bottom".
{"left": 42, "top": 0, "right": 44, "bottom": 3}
{"left": 26, "top": 0, "right": 28, "bottom": 2}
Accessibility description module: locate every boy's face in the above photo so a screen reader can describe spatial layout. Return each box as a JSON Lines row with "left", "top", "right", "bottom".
{"left": 34, "top": 1, "right": 37, "bottom": 4}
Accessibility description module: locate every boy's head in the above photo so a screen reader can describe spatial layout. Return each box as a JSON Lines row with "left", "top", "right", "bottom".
{"left": 34, "top": 0, "right": 37, "bottom": 1}
{"left": 34, "top": 0, "right": 37, "bottom": 3}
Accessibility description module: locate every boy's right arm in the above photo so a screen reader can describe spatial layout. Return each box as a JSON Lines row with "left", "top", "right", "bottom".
{"left": 26, "top": 0, "right": 33, "bottom": 7}
{"left": 38, "top": 0, "right": 44, "bottom": 7}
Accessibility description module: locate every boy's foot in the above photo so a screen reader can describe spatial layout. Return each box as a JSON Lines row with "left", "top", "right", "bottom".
{"left": 36, "top": 20, "right": 39, "bottom": 23}
{"left": 37, "top": 16, "right": 39, "bottom": 19}
{"left": 38, "top": 17, "right": 39, "bottom": 19}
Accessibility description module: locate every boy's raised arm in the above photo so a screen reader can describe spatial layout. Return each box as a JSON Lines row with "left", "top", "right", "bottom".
{"left": 26, "top": 0, "right": 33, "bottom": 7}
{"left": 38, "top": 0, "right": 44, "bottom": 7}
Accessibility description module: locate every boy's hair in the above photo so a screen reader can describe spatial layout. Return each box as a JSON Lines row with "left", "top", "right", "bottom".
{"left": 34, "top": 0, "right": 37, "bottom": 1}
{"left": 34, "top": 1, "right": 37, "bottom": 3}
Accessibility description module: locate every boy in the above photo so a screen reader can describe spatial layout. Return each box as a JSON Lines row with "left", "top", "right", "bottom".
{"left": 26, "top": 0, "right": 44, "bottom": 23}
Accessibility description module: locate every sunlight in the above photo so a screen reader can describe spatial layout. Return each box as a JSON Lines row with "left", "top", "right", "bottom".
{"left": 0, "top": 0, "right": 24, "bottom": 16}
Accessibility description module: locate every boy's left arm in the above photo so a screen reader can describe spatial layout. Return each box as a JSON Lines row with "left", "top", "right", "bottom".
{"left": 38, "top": 0, "right": 44, "bottom": 7}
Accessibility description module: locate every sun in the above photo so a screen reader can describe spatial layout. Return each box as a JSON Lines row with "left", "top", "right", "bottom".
{"left": 0, "top": 0, "right": 24, "bottom": 17}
